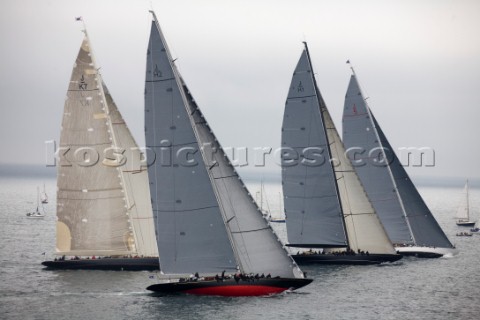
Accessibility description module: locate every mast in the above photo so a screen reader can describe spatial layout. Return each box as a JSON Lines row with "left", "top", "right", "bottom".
{"left": 36, "top": 186, "right": 40, "bottom": 211}
{"left": 303, "top": 42, "right": 350, "bottom": 249}
{"left": 466, "top": 179, "right": 470, "bottom": 220}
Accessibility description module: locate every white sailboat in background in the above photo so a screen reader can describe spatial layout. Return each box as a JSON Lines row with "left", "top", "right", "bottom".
{"left": 456, "top": 180, "right": 476, "bottom": 227}
{"left": 255, "top": 181, "right": 285, "bottom": 223}
{"left": 40, "top": 183, "right": 48, "bottom": 204}
{"left": 26, "top": 187, "right": 45, "bottom": 218}
{"left": 270, "top": 192, "right": 286, "bottom": 223}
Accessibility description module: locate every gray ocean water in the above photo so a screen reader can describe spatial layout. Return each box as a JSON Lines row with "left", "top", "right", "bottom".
{"left": 1, "top": 176, "right": 479, "bottom": 320}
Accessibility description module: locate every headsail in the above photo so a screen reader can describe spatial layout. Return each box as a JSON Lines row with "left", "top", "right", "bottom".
{"left": 146, "top": 12, "right": 301, "bottom": 277}
{"left": 56, "top": 32, "right": 157, "bottom": 257}
{"left": 103, "top": 84, "right": 158, "bottom": 257}
{"left": 282, "top": 44, "right": 395, "bottom": 254}
{"left": 342, "top": 73, "right": 454, "bottom": 249}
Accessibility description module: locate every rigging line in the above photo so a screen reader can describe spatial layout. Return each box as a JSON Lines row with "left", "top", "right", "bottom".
{"left": 145, "top": 77, "right": 175, "bottom": 83}
{"left": 344, "top": 212, "right": 376, "bottom": 216}
{"left": 213, "top": 174, "right": 237, "bottom": 180}
{"left": 154, "top": 204, "right": 219, "bottom": 213}
{"left": 59, "top": 142, "right": 111, "bottom": 146}
{"left": 231, "top": 227, "right": 270, "bottom": 234}
{"left": 288, "top": 94, "right": 317, "bottom": 100}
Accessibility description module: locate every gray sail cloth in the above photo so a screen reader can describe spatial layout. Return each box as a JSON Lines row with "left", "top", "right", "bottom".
{"left": 103, "top": 84, "right": 158, "bottom": 257}
{"left": 145, "top": 14, "right": 300, "bottom": 277}
{"left": 342, "top": 74, "right": 454, "bottom": 248}
{"left": 57, "top": 36, "right": 135, "bottom": 256}
{"left": 145, "top": 21, "right": 236, "bottom": 274}
{"left": 282, "top": 49, "right": 347, "bottom": 248}
{"left": 282, "top": 47, "right": 395, "bottom": 255}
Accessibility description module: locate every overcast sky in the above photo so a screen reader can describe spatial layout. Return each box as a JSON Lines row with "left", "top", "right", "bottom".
{"left": 1, "top": 0, "right": 479, "bottom": 181}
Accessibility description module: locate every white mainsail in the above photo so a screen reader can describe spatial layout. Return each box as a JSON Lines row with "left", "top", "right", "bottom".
{"left": 41, "top": 183, "right": 48, "bottom": 203}
{"left": 455, "top": 180, "right": 473, "bottom": 224}
{"left": 282, "top": 44, "right": 395, "bottom": 254}
{"left": 56, "top": 31, "right": 157, "bottom": 257}
{"left": 145, "top": 11, "right": 303, "bottom": 278}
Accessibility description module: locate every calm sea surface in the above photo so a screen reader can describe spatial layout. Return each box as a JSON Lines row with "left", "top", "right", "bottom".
{"left": 1, "top": 176, "right": 479, "bottom": 320}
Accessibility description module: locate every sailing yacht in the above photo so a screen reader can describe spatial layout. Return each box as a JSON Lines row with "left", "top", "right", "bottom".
{"left": 282, "top": 43, "right": 401, "bottom": 265}
{"left": 256, "top": 181, "right": 285, "bottom": 223}
{"left": 26, "top": 187, "right": 45, "bottom": 218}
{"left": 42, "top": 24, "right": 158, "bottom": 271}
{"left": 342, "top": 67, "right": 457, "bottom": 258}
{"left": 455, "top": 180, "right": 476, "bottom": 227}
{"left": 144, "top": 11, "right": 311, "bottom": 296}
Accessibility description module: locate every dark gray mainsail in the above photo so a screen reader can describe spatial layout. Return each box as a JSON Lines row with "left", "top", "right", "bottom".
{"left": 342, "top": 72, "right": 454, "bottom": 249}
{"left": 145, "top": 12, "right": 302, "bottom": 277}
{"left": 282, "top": 49, "right": 347, "bottom": 248}
{"left": 282, "top": 45, "right": 395, "bottom": 254}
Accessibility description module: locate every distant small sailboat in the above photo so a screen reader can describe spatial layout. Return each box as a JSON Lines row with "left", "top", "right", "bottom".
{"left": 144, "top": 11, "right": 311, "bottom": 296}
{"left": 26, "top": 187, "right": 45, "bottom": 218}
{"left": 455, "top": 180, "right": 476, "bottom": 227}
{"left": 255, "top": 181, "right": 285, "bottom": 223}
{"left": 269, "top": 193, "right": 286, "bottom": 223}
{"left": 282, "top": 43, "right": 401, "bottom": 265}
{"left": 40, "top": 183, "right": 48, "bottom": 204}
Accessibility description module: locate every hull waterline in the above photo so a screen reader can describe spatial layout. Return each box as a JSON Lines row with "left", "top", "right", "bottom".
{"left": 292, "top": 253, "right": 402, "bottom": 265}
{"left": 42, "top": 257, "right": 159, "bottom": 271}
{"left": 395, "top": 246, "right": 458, "bottom": 258}
{"left": 456, "top": 222, "right": 476, "bottom": 227}
{"left": 146, "top": 277, "right": 313, "bottom": 296}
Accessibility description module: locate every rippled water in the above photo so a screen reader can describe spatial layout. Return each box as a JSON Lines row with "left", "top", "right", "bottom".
{"left": 1, "top": 177, "right": 479, "bottom": 319}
